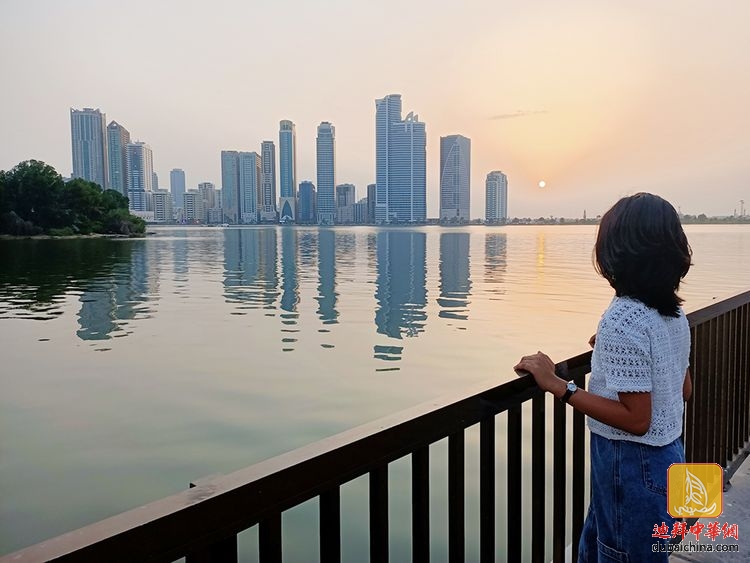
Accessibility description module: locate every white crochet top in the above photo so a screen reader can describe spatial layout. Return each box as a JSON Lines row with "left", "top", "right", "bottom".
{"left": 587, "top": 296, "right": 690, "bottom": 446}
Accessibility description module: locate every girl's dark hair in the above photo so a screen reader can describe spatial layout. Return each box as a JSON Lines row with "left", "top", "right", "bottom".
{"left": 594, "top": 193, "right": 692, "bottom": 317}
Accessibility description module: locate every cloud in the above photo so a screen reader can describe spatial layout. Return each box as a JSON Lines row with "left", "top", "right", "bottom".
{"left": 489, "top": 110, "right": 548, "bottom": 120}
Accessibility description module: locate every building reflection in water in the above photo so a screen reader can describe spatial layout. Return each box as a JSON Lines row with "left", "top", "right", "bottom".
{"left": 77, "top": 242, "right": 157, "bottom": 341}
{"left": 279, "top": 227, "right": 300, "bottom": 351}
{"left": 437, "top": 232, "right": 471, "bottom": 323}
{"left": 374, "top": 231, "right": 427, "bottom": 364}
{"left": 223, "top": 228, "right": 279, "bottom": 311}
{"left": 316, "top": 229, "right": 339, "bottom": 326}
{"left": 484, "top": 233, "right": 508, "bottom": 299}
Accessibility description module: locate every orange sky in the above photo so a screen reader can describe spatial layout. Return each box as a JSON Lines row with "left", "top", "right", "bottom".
{"left": 1, "top": 0, "right": 748, "bottom": 217}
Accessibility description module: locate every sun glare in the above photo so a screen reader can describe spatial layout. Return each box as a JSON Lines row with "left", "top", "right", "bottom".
{"left": 538, "top": 180, "right": 547, "bottom": 188}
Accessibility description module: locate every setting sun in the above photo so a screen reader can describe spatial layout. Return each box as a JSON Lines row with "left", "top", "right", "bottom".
{"left": 538, "top": 180, "right": 547, "bottom": 188}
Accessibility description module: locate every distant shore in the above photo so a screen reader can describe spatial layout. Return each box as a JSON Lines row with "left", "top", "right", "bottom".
{"left": 0, "top": 232, "right": 147, "bottom": 240}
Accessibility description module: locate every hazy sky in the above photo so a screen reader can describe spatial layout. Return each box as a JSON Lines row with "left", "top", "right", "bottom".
{"left": 1, "top": 0, "right": 748, "bottom": 218}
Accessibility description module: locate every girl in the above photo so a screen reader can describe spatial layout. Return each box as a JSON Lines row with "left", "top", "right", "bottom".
{"left": 514, "top": 193, "right": 693, "bottom": 562}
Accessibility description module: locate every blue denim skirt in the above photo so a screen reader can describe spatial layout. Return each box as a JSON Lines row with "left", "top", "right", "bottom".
{"left": 578, "top": 433, "right": 685, "bottom": 562}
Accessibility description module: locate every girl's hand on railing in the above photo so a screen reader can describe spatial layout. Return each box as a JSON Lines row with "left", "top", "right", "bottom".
{"left": 588, "top": 333, "right": 596, "bottom": 348}
{"left": 514, "top": 352, "right": 566, "bottom": 399}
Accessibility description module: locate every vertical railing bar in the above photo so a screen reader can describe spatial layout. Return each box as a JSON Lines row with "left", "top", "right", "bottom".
{"left": 186, "top": 479, "right": 238, "bottom": 563}
{"left": 259, "top": 512, "right": 282, "bottom": 563}
{"left": 743, "top": 304, "right": 750, "bottom": 445}
{"left": 369, "top": 465, "right": 389, "bottom": 563}
{"left": 412, "top": 447, "right": 429, "bottom": 563}
{"left": 507, "top": 405, "right": 522, "bottom": 562}
{"left": 320, "top": 487, "right": 341, "bottom": 563}
{"left": 479, "top": 418, "right": 495, "bottom": 563}
{"left": 713, "top": 317, "right": 723, "bottom": 465}
{"left": 729, "top": 308, "right": 738, "bottom": 459}
{"left": 571, "top": 374, "right": 586, "bottom": 557}
{"left": 696, "top": 321, "right": 711, "bottom": 463}
{"left": 719, "top": 314, "right": 729, "bottom": 467}
{"left": 552, "top": 395, "right": 566, "bottom": 562}
{"left": 448, "top": 431, "right": 465, "bottom": 563}
{"left": 531, "top": 392, "right": 545, "bottom": 563}
{"left": 684, "top": 325, "right": 698, "bottom": 463}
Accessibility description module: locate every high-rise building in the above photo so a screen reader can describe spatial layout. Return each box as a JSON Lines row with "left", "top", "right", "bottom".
{"left": 439, "top": 135, "right": 471, "bottom": 222}
{"left": 107, "top": 121, "right": 130, "bottom": 196}
{"left": 367, "top": 183, "right": 376, "bottom": 224}
{"left": 297, "top": 181, "right": 316, "bottom": 224}
{"left": 316, "top": 122, "right": 336, "bottom": 225}
{"left": 126, "top": 142, "right": 154, "bottom": 212}
{"left": 239, "top": 151, "right": 261, "bottom": 224}
{"left": 260, "top": 141, "right": 277, "bottom": 222}
{"left": 336, "top": 183, "right": 355, "bottom": 223}
{"left": 71, "top": 107, "right": 109, "bottom": 189}
{"left": 375, "top": 94, "right": 426, "bottom": 223}
{"left": 279, "top": 120, "right": 297, "bottom": 222}
{"left": 221, "top": 150, "right": 240, "bottom": 223}
{"left": 183, "top": 190, "right": 205, "bottom": 223}
{"left": 152, "top": 172, "right": 159, "bottom": 190}
{"left": 198, "top": 181, "right": 216, "bottom": 210}
{"left": 353, "top": 198, "right": 369, "bottom": 224}
{"left": 485, "top": 171, "right": 508, "bottom": 223}
{"left": 152, "top": 190, "right": 174, "bottom": 223}
{"left": 170, "top": 168, "right": 186, "bottom": 208}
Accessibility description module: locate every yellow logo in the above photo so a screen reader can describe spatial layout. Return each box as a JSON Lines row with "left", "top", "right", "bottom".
{"left": 667, "top": 463, "right": 723, "bottom": 518}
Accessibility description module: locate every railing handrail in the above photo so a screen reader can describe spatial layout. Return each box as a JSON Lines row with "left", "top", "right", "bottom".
{"left": 3, "top": 288, "right": 749, "bottom": 562}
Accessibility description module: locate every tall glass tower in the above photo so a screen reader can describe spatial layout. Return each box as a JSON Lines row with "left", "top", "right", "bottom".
{"left": 107, "top": 121, "right": 130, "bottom": 196}
{"left": 221, "top": 150, "right": 240, "bottom": 224}
{"left": 170, "top": 168, "right": 186, "bottom": 208}
{"left": 71, "top": 107, "right": 109, "bottom": 189}
{"left": 316, "top": 122, "right": 336, "bottom": 225}
{"left": 279, "top": 120, "right": 297, "bottom": 222}
{"left": 375, "top": 95, "right": 426, "bottom": 223}
{"left": 439, "top": 135, "right": 471, "bottom": 222}
{"left": 126, "top": 142, "right": 153, "bottom": 212}
{"left": 260, "top": 141, "right": 277, "bottom": 222}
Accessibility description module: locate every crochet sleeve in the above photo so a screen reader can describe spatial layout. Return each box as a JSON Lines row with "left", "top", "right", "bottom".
{"left": 596, "top": 322, "right": 653, "bottom": 393}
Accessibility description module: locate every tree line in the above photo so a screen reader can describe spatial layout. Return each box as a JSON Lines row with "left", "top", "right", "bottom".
{"left": 0, "top": 160, "right": 145, "bottom": 236}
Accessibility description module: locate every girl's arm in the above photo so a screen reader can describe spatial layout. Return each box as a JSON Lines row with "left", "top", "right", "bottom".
{"left": 514, "top": 351, "right": 652, "bottom": 436}
{"left": 683, "top": 368, "right": 692, "bottom": 401}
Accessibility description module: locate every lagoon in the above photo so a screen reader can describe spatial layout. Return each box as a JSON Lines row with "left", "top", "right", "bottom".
{"left": 1, "top": 224, "right": 748, "bottom": 558}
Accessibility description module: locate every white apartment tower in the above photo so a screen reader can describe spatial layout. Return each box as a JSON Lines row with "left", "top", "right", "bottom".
{"left": 260, "top": 141, "right": 277, "bottom": 222}
{"left": 126, "top": 142, "right": 154, "bottom": 212}
{"left": 485, "top": 171, "right": 508, "bottom": 223}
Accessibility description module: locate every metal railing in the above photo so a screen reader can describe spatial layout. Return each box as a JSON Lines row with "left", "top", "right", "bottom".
{"left": 3, "top": 290, "right": 749, "bottom": 562}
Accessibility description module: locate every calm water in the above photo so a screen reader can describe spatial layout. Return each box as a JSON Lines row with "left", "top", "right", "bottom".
{"left": 1, "top": 225, "right": 748, "bottom": 559}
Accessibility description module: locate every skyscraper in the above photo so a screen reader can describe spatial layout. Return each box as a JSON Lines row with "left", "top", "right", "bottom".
{"left": 107, "top": 121, "right": 130, "bottom": 196}
{"left": 152, "top": 172, "right": 159, "bottom": 190}
{"left": 439, "top": 135, "right": 471, "bottom": 222}
{"left": 336, "top": 183, "right": 355, "bottom": 223}
{"left": 297, "top": 181, "right": 317, "bottom": 224}
{"left": 316, "top": 122, "right": 336, "bottom": 225}
{"left": 239, "top": 151, "right": 261, "bottom": 224}
{"left": 126, "top": 142, "right": 154, "bottom": 212}
{"left": 71, "top": 107, "right": 109, "bottom": 189}
{"left": 279, "top": 120, "right": 297, "bottom": 222}
{"left": 221, "top": 150, "right": 240, "bottom": 223}
{"left": 260, "top": 141, "right": 277, "bottom": 222}
{"left": 170, "top": 168, "right": 186, "bottom": 208}
{"left": 485, "top": 171, "right": 508, "bottom": 223}
{"left": 375, "top": 94, "right": 426, "bottom": 223}
{"left": 367, "top": 183, "right": 377, "bottom": 224}
{"left": 298, "top": 181, "right": 316, "bottom": 224}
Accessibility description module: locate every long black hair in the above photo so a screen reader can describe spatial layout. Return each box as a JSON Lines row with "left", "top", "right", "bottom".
{"left": 594, "top": 193, "right": 692, "bottom": 317}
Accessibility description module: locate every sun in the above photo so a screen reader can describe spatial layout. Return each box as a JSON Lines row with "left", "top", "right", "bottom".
{"left": 538, "top": 180, "right": 547, "bottom": 188}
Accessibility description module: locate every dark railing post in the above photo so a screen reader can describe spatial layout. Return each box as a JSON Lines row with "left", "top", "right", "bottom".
{"left": 259, "top": 513, "right": 282, "bottom": 563}
{"left": 320, "top": 487, "right": 341, "bottom": 563}
{"left": 448, "top": 431, "right": 465, "bottom": 563}
{"left": 370, "top": 465, "right": 389, "bottom": 563}
{"left": 507, "top": 405, "right": 522, "bottom": 562}
{"left": 479, "top": 418, "right": 495, "bottom": 563}
{"left": 186, "top": 477, "right": 238, "bottom": 563}
{"left": 552, "top": 398, "right": 566, "bottom": 562}
{"left": 571, "top": 374, "right": 587, "bottom": 557}
{"left": 531, "top": 393, "right": 546, "bottom": 562}
{"left": 412, "top": 447, "right": 430, "bottom": 563}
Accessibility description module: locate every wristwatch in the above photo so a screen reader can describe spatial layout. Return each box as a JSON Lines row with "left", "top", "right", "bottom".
{"left": 561, "top": 381, "right": 578, "bottom": 404}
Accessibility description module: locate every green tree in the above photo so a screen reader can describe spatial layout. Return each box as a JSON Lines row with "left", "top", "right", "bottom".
{"left": 1, "top": 160, "right": 66, "bottom": 230}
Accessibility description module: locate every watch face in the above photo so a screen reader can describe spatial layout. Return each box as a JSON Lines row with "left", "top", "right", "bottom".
{"left": 567, "top": 382, "right": 577, "bottom": 392}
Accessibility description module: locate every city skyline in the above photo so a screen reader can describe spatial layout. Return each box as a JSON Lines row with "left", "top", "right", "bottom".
{"left": 2, "top": 1, "right": 748, "bottom": 218}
